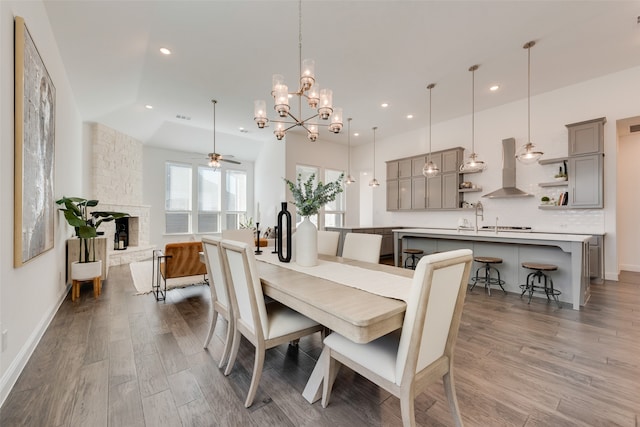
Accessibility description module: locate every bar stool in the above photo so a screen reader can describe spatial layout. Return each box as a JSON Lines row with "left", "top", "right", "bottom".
{"left": 403, "top": 249, "right": 424, "bottom": 270}
{"left": 520, "top": 262, "right": 561, "bottom": 307}
{"left": 469, "top": 256, "right": 506, "bottom": 296}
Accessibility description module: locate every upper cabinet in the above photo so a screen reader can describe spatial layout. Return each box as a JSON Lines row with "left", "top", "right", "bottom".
{"left": 567, "top": 117, "right": 606, "bottom": 156}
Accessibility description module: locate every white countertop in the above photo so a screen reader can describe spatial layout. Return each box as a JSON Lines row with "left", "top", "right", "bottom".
{"left": 394, "top": 228, "right": 592, "bottom": 243}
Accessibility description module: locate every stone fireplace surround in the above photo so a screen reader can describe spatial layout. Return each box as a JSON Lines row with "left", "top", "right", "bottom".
{"left": 90, "top": 123, "right": 154, "bottom": 266}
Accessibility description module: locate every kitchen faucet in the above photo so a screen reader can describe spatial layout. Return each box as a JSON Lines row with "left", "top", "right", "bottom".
{"left": 474, "top": 201, "right": 484, "bottom": 232}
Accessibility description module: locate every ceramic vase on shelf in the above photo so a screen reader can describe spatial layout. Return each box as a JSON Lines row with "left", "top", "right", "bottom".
{"left": 296, "top": 216, "right": 318, "bottom": 267}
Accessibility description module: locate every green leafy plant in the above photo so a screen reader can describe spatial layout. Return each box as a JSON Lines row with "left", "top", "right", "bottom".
{"left": 56, "top": 196, "right": 129, "bottom": 263}
{"left": 284, "top": 173, "right": 344, "bottom": 217}
{"left": 239, "top": 215, "right": 255, "bottom": 231}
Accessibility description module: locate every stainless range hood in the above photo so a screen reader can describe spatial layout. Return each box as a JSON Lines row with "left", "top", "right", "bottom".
{"left": 482, "top": 138, "right": 532, "bottom": 198}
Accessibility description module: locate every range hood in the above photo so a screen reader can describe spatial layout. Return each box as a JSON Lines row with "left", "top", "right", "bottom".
{"left": 482, "top": 138, "right": 532, "bottom": 198}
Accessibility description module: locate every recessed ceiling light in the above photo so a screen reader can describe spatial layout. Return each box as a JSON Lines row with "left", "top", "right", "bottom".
{"left": 354, "top": 132, "right": 359, "bottom": 137}
{"left": 490, "top": 85, "right": 500, "bottom": 91}
{"left": 381, "top": 103, "right": 389, "bottom": 108}
{"left": 406, "top": 114, "right": 413, "bottom": 119}
{"left": 239, "top": 127, "right": 248, "bottom": 133}
{"left": 160, "top": 47, "right": 171, "bottom": 55}
{"left": 145, "top": 105, "right": 153, "bottom": 109}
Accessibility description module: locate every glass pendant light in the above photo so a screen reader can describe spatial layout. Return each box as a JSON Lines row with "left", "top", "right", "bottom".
{"left": 345, "top": 118, "right": 356, "bottom": 184}
{"left": 422, "top": 83, "right": 440, "bottom": 177}
{"left": 369, "top": 126, "right": 379, "bottom": 187}
{"left": 516, "top": 41, "right": 544, "bottom": 164}
{"left": 460, "top": 65, "right": 487, "bottom": 172}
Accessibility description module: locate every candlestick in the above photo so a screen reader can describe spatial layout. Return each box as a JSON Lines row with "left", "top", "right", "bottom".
{"left": 272, "top": 225, "right": 279, "bottom": 253}
{"left": 255, "top": 222, "right": 263, "bottom": 254}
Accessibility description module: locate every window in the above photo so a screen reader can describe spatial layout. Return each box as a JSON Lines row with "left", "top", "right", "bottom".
{"left": 165, "top": 162, "right": 192, "bottom": 234}
{"left": 165, "top": 163, "right": 248, "bottom": 234}
{"left": 224, "top": 170, "right": 248, "bottom": 230}
{"left": 324, "top": 168, "right": 345, "bottom": 227}
{"left": 197, "top": 166, "right": 221, "bottom": 233}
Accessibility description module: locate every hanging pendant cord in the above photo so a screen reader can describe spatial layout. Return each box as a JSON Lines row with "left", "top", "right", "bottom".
{"left": 212, "top": 99, "right": 217, "bottom": 152}
{"left": 298, "top": 0, "right": 303, "bottom": 116}
{"left": 347, "top": 118, "right": 352, "bottom": 176}
{"left": 372, "top": 127, "right": 377, "bottom": 177}
{"left": 471, "top": 66, "right": 475, "bottom": 153}
{"left": 527, "top": 43, "right": 531, "bottom": 144}
{"left": 427, "top": 84, "right": 434, "bottom": 162}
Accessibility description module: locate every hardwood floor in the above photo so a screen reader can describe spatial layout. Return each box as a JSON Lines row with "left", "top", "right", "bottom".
{"left": 1, "top": 264, "right": 639, "bottom": 426}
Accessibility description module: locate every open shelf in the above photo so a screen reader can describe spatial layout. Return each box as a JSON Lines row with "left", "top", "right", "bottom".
{"left": 538, "top": 205, "right": 569, "bottom": 210}
{"left": 458, "top": 187, "right": 482, "bottom": 193}
{"left": 539, "top": 181, "right": 568, "bottom": 187}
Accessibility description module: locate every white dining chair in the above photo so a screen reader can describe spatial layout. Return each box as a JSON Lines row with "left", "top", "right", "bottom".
{"left": 201, "top": 236, "right": 234, "bottom": 369}
{"left": 220, "top": 239, "right": 324, "bottom": 408}
{"left": 341, "top": 232, "right": 382, "bottom": 263}
{"left": 317, "top": 230, "right": 340, "bottom": 256}
{"left": 222, "top": 228, "right": 255, "bottom": 247}
{"left": 321, "top": 249, "right": 473, "bottom": 427}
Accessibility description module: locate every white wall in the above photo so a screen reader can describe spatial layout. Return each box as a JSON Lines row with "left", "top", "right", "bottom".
{"left": 254, "top": 138, "right": 285, "bottom": 228}
{"left": 617, "top": 130, "right": 640, "bottom": 271}
{"left": 347, "top": 66, "right": 640, "bottom": 281}
{"left": 142, "top": 145, "right": 255, "bottom": 248}
{"left": 0, "top": 1, "right": 83, "bottom": 405}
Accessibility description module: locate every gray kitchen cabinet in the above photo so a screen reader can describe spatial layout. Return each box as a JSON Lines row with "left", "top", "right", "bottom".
{"left": 443, "top": 173, "right": 460, "bottom": 209}
{"left": 412, "top": 177, "right": 426, "bottom": 209}
{"left": 587, "top": 235, "right": 603, "bottom": 281}
{"left": 442, "top": 149, "right": 461, "bottom": 173}
{"left": 426, "top": 175, "right": 442, "bottom": 209}
{"left": 387, "top": 161, "right": 399, "bottom": 179}
{"left": 412, "top": 156, "right": 426, "bottom": 177}
{"left": 567, "top": 117, "right": 605, "bottom": 156}
{"left": 398, "top": 159, "right": 412, "bottom": 178}
{"left": 569, "top": 154, "right": 603, "bottom": 208}
{"left": 398, "top": 178, "right": 412, "bottom": 210}
{"left": 386, "top": 179, "right": 399, "bottom": 210}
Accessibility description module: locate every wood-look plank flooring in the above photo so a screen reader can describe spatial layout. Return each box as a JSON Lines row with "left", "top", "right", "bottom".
{"left": 1, "top": 263, "right": 639, "bottom": 426}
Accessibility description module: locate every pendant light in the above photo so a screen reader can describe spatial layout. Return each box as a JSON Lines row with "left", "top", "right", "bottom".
{"left": 369, "top": 126, "right": 379, "bottom": 187}
{"left": 516, "top": 41, "right": 544, "bottom": 164}
{"left": 422, "top": 84, "right": 440, "bottom": 177}
{"left": 345, "top": 118, "right": 356, "bottom": 184}
{"left": 460, "top": 65, "right": 487, "bottom": 172}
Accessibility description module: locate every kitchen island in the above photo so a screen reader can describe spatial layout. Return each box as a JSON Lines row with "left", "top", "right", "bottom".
{"left": 394, "top": 228, "right": 591, "bottom": 310}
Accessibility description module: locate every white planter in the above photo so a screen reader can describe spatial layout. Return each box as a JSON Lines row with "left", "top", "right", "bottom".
{"left": 71, "top": 260, "right": 102, "bottom": 281}
{"left": 295, "top": 217, "right": 318, "bottom": 267}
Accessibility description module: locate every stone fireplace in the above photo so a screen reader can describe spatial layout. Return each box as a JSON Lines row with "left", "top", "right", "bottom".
{"left": 90, "top": 123, "right": 154, "bottom": 266}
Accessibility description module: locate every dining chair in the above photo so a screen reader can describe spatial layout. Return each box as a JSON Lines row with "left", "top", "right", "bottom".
{"left": 321, "top": 249, "right": 473, "bottom": 427}
{"left": 220, "top": 239, "right": 324, "bottom": 408}
{"left": 222, "top": 228, "right": 255, "bottom": 247}
{"left": 317, "top": 230, "right": 340, "bottom": 256}
{"left": 201, "top": 236, "right": 234, "bottom": 369}
{"left": 341, "top": 232, "right": 382, "bottom": 263}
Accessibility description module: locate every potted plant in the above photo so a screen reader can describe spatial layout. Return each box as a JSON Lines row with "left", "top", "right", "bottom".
{"left": 56, "top": 196, "right": 129, "bottom": 281}
{"left": 284, "top": 173, "right": 344, "bottom": 266}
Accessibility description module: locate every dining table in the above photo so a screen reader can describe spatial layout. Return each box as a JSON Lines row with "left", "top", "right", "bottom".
{"left": 255, "top": 252, "right": 412, "bottom": 403}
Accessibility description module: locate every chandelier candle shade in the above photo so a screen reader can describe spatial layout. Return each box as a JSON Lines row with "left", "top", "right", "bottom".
{"left": 369, "top": 127, "right": 379, "bottom": 187}
{"left": 423, "top": 84, "right": 440, "bottom": 177}
{"left": 516, "top": 41, "right": 544, "bottom": 164}
{"left": 460, "top": 65, "right": 487, "bottom": 172}
{"left": 253, "top": 0, "right": 343, "bottom": 142}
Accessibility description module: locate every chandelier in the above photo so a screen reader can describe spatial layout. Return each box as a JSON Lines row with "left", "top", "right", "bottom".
{"left": 253, "top": 0, "right": 343, "bottom": 142}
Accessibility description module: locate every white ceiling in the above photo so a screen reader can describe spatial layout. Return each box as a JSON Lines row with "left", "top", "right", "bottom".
{"left": 43, "top": 1, "right": 640, "bottom": 162}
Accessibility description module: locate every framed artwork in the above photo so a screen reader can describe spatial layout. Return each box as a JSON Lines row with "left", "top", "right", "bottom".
{"left": 14, "top": 16, "right": 56, "bottom": 267}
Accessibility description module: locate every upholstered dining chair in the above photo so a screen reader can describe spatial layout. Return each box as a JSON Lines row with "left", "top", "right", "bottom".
{"left": 201, "top": 236, "right": 234, "bottom": 369}
{"left": 341, "top": 232, "right": 383, "bottom": 263}
{"left": 222, "top": 228, "right": 255, "bottom": 247}
{"left": 317, "top": 230, "right": 340, "bottom": 256}
{"left": 220, "top": 239, "right": 324, "bottom": 408}
{"left": 321, "top": 249, "right": 473, "bottom": 427}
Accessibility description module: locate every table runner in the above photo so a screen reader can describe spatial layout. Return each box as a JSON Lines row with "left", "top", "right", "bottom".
{"left": 256, "top": 252, "right": 411, "bottom": 302}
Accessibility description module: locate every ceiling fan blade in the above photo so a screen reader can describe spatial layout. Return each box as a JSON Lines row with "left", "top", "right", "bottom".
{"left": 220, "top": 158, "right": 241, "bottom": 164}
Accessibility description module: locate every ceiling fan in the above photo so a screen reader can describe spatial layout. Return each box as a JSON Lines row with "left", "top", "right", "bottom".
{"left": 206, "top": 99, "right": 241, "bottom": 168}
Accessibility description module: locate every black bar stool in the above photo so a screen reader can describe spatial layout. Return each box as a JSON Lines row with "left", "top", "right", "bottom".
{"left": 403, "top": 249, "right": 424, "bottom": 270}
{"left": 519, "top": 262, "right": 561, "bottom": 307}
{"left": 469, "top": 256, "right": 506, "bottom": 296}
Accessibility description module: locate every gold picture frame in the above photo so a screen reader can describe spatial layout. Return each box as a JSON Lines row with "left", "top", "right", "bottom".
{"left": 14, "top": 16, "right": 56, "bottom": 267}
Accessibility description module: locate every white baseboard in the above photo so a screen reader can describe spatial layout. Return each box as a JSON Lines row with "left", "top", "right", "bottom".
{"left": 619, "top": 264, "right": 640, "bottom": 273}
{"left": 0, "top": 285, "right": 70, "bottom": 408}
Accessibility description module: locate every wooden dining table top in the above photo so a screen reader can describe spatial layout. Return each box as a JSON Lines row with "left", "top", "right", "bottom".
{"left": 256, "top": 255, "right": 411, "bottom": 344}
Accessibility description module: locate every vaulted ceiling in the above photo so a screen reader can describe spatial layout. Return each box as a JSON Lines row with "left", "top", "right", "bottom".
{"left": 44, "top": 1, "right": 640, "bottom": 161}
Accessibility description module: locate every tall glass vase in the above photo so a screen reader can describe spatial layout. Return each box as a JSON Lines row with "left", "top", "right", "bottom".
{"left": 296, "top": 216, "right": 318, "bottom": 267}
